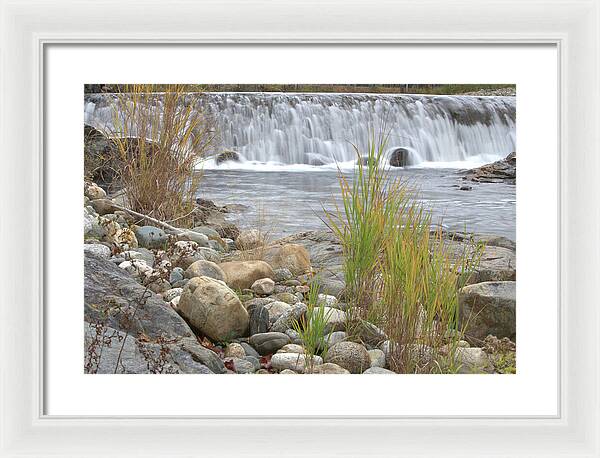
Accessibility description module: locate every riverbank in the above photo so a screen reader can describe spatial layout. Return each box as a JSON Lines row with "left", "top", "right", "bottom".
{"left": 84, "top": 183, "right": 516, "bottom": 374}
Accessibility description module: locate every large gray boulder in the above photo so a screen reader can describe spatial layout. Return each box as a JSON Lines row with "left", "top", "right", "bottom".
{"left": 178, "top": 276, "right": 249, "bottom": 342}
{"left": 459, "top": 281, "right": 516, "bottom": 340}
{"left": 84, "top": 251, "right": 194, "bottom": 340}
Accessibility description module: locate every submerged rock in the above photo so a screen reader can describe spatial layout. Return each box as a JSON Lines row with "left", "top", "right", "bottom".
{"left": 464, "top": 152, "right": 516, "bottom": 184}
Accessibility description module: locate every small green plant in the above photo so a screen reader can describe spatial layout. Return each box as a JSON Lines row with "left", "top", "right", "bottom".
{"left": 292, "top": 279, "right": 331, "bottom": 372}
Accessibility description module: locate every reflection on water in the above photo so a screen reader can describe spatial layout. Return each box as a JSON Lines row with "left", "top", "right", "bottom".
{"left": 197, "top": 168, "right": 516, "bottom": 241}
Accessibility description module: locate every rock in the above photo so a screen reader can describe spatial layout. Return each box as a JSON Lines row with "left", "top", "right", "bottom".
{"left": 224, "top": 342, "right": 246, "bottom": 359}
{"left": 162, "top": 288, "right": 183, "bottom": 302}
{"left": 271, "top": 353, "right": 323, "bottom": 373}
{"left": 169, "top": 296, "right": 180, "bottom": 309}
{"left": 220, "top": 260, "right": 275, "bottom": 290}
{"left": 134, "top": 226, "right": 169, "bottom": 249}
{"left": 169, "top": 267, "right": 185, "bottom": 284}
{"left": 363, "top": 367, "right": 396, "bottom": 374}
{"left": 309, "top": 306, "right": 346, "bottom": 333}
{"left": 179, "top": 338, "right": 226, "bottom": 374}
{"left": 270, "top": 303, "right": 308, "bottom": 333}
{"left": 111, "top": 228, "right": 139, "bottom": 250}
{"left": 130, "top": 247, "right": 154, "bottom": 267}
{"left": 306, "top": 362, "right": 350, "bottom": 374}
{"left": 317, "top": 294, "right": 338, "bottom": 307}
{"left": 208, "top": 240, "right": 225, "bottom": 253}
{"left": 185, "top": 260, "right": 226, "bottom": 282}
{"left": 279, "top": 369, "right": 298, "bottom": 374}
{"left": 240, "top": 342, "right": 261, "bottom": 359}
{"left": 351, "top": 320, "right": 388, "bottom": 346}
{"left": 263, "top": 244, "right": 311, "bottom": 275}
{"left": 459, "top": 185, "right": 472, "bottom": 191}
{"left": 273, "top": 268, "right": 294, "bottom": 282}
{"left": 368, "top": 349, "right": 386, "bottom": 368}
{"left": 459, "top": 281, "right": 516, "bottom": 340}
{"left": 216, "top": 149, "right": 240, "bottom": 165}
{"left": 178, "top": 276, "right": 249, "bottom": 342}
{"left": 325, "top": 341, "right": 371, "bottom": 374}
{"left": 118, "top": 259, "right": 153, "bottom": 279}
{"left": 245, "top": 297, "right": 275, "bottom": 308}
{"left": 226, "top": 357, "right": 256, "bottom": 374}
{"left": 90, "top": 198, "right": 119, "bottom": 215}
{"left": 389, "top": 147, "right": 412, "bottom": 167}
{"left": 85, "top": 183, "right": 107, "bottom": 200}
{"left": 84, "top": 324, "right": 213, "bottom": 374}
{"left": 454, "top": 347, "right": 494, "bottom": 374}
{"left": 249, "top": 332, "right": 291, "bottom": 355}
{"left": 264, "top": 301, "right": 293, "bottom": 323}
{"left": 171, "top": 241, "right": 219, "bottom": 269}
{"left": 273, "top": 292, "right": 298, "bottom": 304}
{"left": 236, "top": 229, "right": 263, "bottom": 250}
{"left": 244, "top": 355, "right": 261, "bottom": 371}
{"left": 84, "top": 243, "right": 111, "bottom": 259}
{"left": 84, "top": 208, "right": 106, "bottom": 240}
{"left": 192, "top": 225, "right": 222, "bottom": 240}
{"left": 323, "top": 331, "right": 347, "bottom": 349}
{"left": 176, "top": 230, "right": 209, "bottom": 247}
{"left": 248, "top": 304, "right": 270, "bottom": 335}
{"left": 464, "top": 152, "right": 516, "bottom": 184}
{"left": 84, "top": 252, "right": 194, "bottom": 340}
{"left": 251, "top": 278, "right": 275, "bottom": 295}
{"left": 277, "top": 343, "right": 305, "bottom": 354}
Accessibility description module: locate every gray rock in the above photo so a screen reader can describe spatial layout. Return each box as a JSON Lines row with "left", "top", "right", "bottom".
{"left": 306, "top": 362, "right": 350, "bottom": 374}
{"left": 317, "top": 294, "right": 338, "bottom": 307}
{"left": 131, "top": 247, "right": 155, "bottom": 267}
{"left": 248, "top": 304, "right": 270, "bottom": 335}
{"left": 454, "top": 347, "right": 494, "bottom": 374}
{"left": 271, "top": 353, "right": 323, "bottom": 373}
{"left": 459, "top": 281, "right": 516, "bottom": 340}
{"left": 84, "top": 252, "right": 194, "bottom": 340}
{"left": 363, "top": 367, "right": 396, "bottom": 374}
{"left": 323, "top": 331, "right": 347, "bottom": 349}
{"left": 226, "top": 357, "right": 256, "bottom": 374}
{"left": 273, "top": 292, "right": 299, "bottom": 304}
{"left": 273, "top": 268, "right": 294, "bottom": 282}
{"left": 264, "top": 301, "right": 293, "bottom": 323}
{"left": 208, "top": 240, "right": 225, "bottom": 252}
{"left": 177, "top": 230, "right": 209, "bottom": 247}
{"left": 179, "top": 339, "right": 226, "bottom": 374}
{"left": 134, "top": 226, "right": 168, "bottom": 249}
{"left": 368, "top": 349, "right": 386, "bottom": 368}
{"left": 192, "top": 226, "right": 221, "bottom": 240}
{"left": 325, "top": 341, "right": 371, "bottom": 374}
{"left": 243, "top": 355, "right": 261, "bottom": 371}
{"left": 84, "top": 208, "right": 106, "bottom": 240}
{"left": 249, "top": 332, "right": 291, "bottom": 355}
{"left": 240, "top": 342, "right": 261, "bottom": 359}
{"left": 251, "top": 278, "right": 275, "bottom": 295}
{"left": 270, "top": 302, "right": 308, "bottom": 333}
{"left": 84, "top": 243, "right": 111, "bottom": 259}
{"left": 185, "top": 259, "right": 226, "bottom": 282}
{"left": 169, "top": 267, "right": 185, "bottom": 284}
{"left": 163, "top": 288, "right": 183, "bottom": 302}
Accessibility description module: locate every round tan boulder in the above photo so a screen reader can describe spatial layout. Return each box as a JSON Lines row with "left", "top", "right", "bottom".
{"left": 219, "top": 260, "right": 275, "bottom": 290}
{"left": 251, "top": 277, "right": 275, "bottom": 295}
{"left": 325, "top": 341, "right": 371, "bottom": 374}
{"left": 178, "top": 276, "right": 249, "bottom": 342}
{"left": 264, "top": 243, "right": 311, "bottom": 275}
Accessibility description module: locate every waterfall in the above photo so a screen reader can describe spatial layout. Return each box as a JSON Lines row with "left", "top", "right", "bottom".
{"left": 84, "top": 92, "right": 516, "bottom": 169}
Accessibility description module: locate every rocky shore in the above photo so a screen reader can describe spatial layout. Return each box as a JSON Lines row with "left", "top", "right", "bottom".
{"left": 464, "top": 152, "right": 516, "bottom": 184}
{"left": 84, "top": 182, "right": 516, "bottom": 375}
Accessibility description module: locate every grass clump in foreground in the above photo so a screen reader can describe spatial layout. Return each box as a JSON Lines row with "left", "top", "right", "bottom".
{"left": 326, "top": 134, "right": 483, "bottom": 374}
{"left": 102, "top": 84, "right": 216, "bottom": 226}
{"left": 292, "top": 278, "right": 332, "bottom": 372}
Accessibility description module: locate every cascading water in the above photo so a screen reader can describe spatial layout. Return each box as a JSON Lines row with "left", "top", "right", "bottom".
{"left": 84, "top": 92, "right": 515, "bottom": 169}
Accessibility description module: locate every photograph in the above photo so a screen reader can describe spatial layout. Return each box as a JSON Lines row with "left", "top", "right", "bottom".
{"left": 83, "top": 83, "right": 517, "bottom": 375}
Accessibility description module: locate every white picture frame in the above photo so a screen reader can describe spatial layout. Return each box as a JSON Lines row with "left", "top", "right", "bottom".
{"left": 1, "top": 0, "right": 598, "bottom": 456}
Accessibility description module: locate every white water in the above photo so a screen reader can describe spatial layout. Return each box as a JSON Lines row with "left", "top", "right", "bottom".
{"left": 84, "top": 92, "right": 515, "bottom": 170}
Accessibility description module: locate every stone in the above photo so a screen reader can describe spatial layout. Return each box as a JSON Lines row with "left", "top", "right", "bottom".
{"left": 90, "top": 198, "right": 119, "bottom": 215}
{"left": 273, "top": 292, "right": 299, "bottom": 304}
{"left": 279, "top": 369, "right": 298, "bottom": 374}
{"left": 310, "top": 306, "right": 346, "bottom": 333}
{"left": 224, "top": 342, "right": 246, "bottom": 359}
{"left": 176, "top": 230, "right": 209, "bottom": 247}
{"left": 251, "top": 277, "right": 275, "bottom": 295}
{"left": 84, "top": 324, "right": 213, "bottom": 374}
{"left": 363, "top": 367, "right": 396, "bottom": 374}
{"left": 134, "top": 225, "right": 169, "bottom": 249}
{"left": 352, "top": 320, "right": 388, "bottom": 346}
{"left": 84, "top": 243, "right": 111, "bottom": 259}
{"left": 323, "top": 331, "right": 347, "bottom": 349}
{"left": 464, "top": 152, "right": 516, "bottom": 184}
{"left": 389, "top": 147, "right": 412, "bottom": 167}
{"left": 240, "top": 342, "right": 261, "bottom": 359}
{"left": 179, "top": 338, "right": 226, "bottom": 374}
{"left": 325, "top": 341, "right": 371, "bottom": 374}
{"left": 368, "top": 349, "right": 386, "bottom": 368}
{"left": 249, "top": 332, "right": 291, "bottom": 355}
{"left": 270, "top": 303, "right": 308, "bottom": 333}
{"left": 307, "top": 362, "right": 350, "bottom": 374}
{"left": 248, "top": 304, "right": 270, "bottom": 335}
{"left": 185, "top": 259, "right": 226, "bottom": 282}
{"left": 271, "top": 353, "right": 323, "bottom": 373}
{"left": 244, "top": 356, "right": 261, "bottom": 371}
{"left": 277, "top": 344, "right": 305, "bottom": 354}
{"left": 273, "top": 268, "right": 294, "bottom": 282}
{"left": 459, "top": 281, "right": 516, "bottom": 340}
{"left": 220, "top": 260, "right": 275, "bottom": 290}
{"left": 317, "top": 294, "right": 338, "bottom": 307}
{"left": 216, "top": 149, "right": 240, "bottom": 165}
{"left": 171, "top": 241, "right": 212, "bottom": 269}
{"left": 85, "top": 183, "right": 107, "bottom": 200}
{"left": 455, "top": 347, "right": 494, "bottom": 374}
{"left": 178, "top": 276, "right": 249, "bottom": 342}
{"left": 84, "top": 208, "right": 106, "bottom": 240}
{"left": 163, "top": 288, "right": 183, "bottom": 302}
{"left": 263, "top": 244, "right": 311, "bottom": 275}
{"left": 208, "top": 240, "right": 225, "bottom": 252}
{"left": 84, "top": 252, "right": 194, "bottom": 341}
{"left": 169, "top": 267, "right": 185, "bottom": 284}
{"left": 264, "top": 301, "right": 293, "bottom": 323}
{"left": 118, "top": 259, "right": 153, "bottom": 279}
{"left": 236, "top": 229, "right": 264, "bottom": 250}
{"left": 244, "top": 297, "right": 275, "bottom": 309}
{"left": 226, "top": 357, "right": 256, "bottom": 374}
{"left": 130, "top": 247, "right": 154, "bottom": 267}
{"left": 192, "top": 225, "right": 222, "bottom": 240}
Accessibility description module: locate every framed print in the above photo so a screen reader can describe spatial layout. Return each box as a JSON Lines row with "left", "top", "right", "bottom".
{"left": 1, "top": 0, "right": 599, "bottom": 457}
